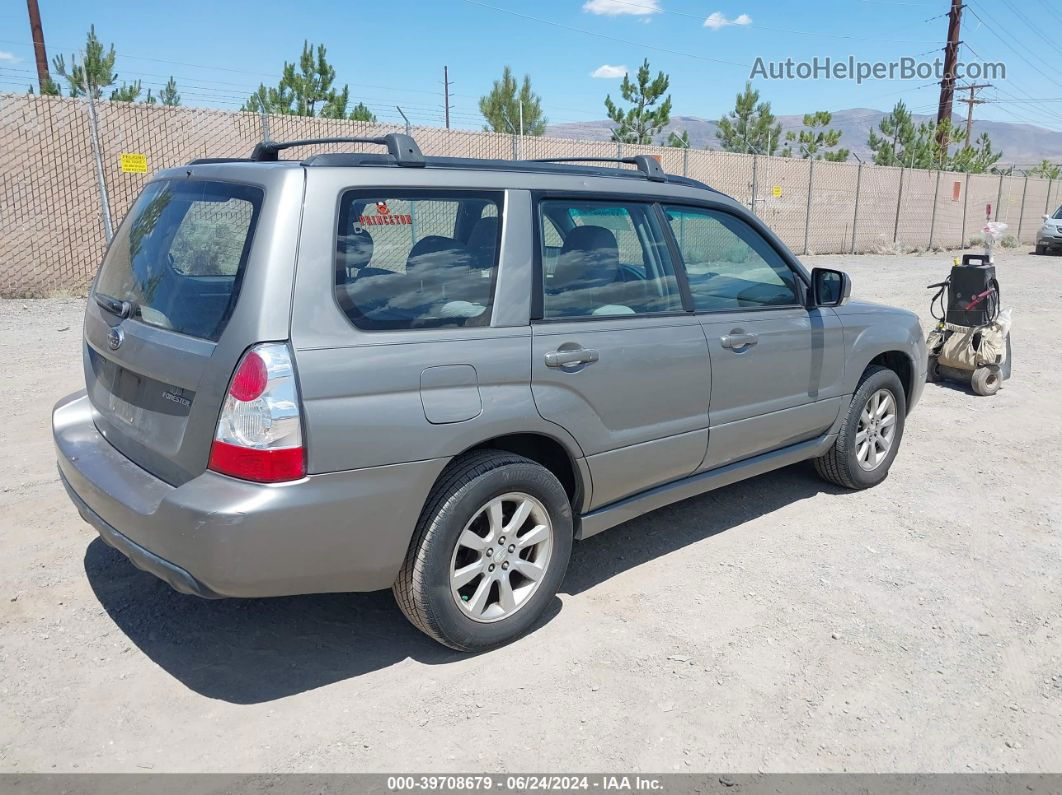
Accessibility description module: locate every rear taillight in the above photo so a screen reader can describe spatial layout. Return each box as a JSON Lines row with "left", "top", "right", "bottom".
{"left": 209, "top": 343, "right": 306, "bottom": 483}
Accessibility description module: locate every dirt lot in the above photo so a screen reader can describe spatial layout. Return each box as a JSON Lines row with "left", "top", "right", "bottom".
{"left": 1, "top": 249, "right": 1060, "bottom": 774}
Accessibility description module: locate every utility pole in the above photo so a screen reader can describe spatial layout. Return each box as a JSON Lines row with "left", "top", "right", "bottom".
{"left": 443, "top": 65, "right": 452, "bottom": 129}
{"left": 25, "top": 0, "right": 51, "bottom": 93}
{"left": 936, "top": 0, "right": 963, "bottom": 148}
{"left": 958, "top": 83, "right": 993, "bottom": 143}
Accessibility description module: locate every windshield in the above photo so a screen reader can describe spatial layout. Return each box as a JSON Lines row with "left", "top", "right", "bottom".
{"left": 1053, "top": 206, "right": 1062, "bottom": 220}
{"left": 94, "top": 179, "right": 263, "bottom": 341}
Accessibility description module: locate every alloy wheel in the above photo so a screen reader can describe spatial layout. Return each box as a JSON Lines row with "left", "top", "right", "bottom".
{"left": 856, "top": 388, "right": 898, "bottom": 471}
{"left": 449, "top": 492, "right": 554, "bottom": 623}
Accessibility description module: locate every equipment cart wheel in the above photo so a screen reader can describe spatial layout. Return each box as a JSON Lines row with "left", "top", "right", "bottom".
{"left": 971, "top": 365, "right": 1002, "bottom": 396}
{"left": 926, "top": 355, "right": 942, "bottom": 383}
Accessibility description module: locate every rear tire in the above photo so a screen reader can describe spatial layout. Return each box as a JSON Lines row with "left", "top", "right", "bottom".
{"left": 814, "top": 366, "right": 906, "bottom": 490}
{"left": 393, "top": 450, "right": 573, "bottom": 652}
{"left": 971, "top": 365, "right": 1001, "bottom": 396}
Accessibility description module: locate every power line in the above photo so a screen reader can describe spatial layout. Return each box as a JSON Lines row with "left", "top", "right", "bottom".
{"left": 960, "top": 40, "right": 1062, "bottom": 127}
{"left": 964, "top": 2, "right": 1062, "bottom": 91}
{"left": 996, "top": 0, "right": 1062, "bottom": 57}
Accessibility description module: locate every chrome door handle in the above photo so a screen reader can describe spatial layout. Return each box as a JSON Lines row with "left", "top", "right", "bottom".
{"left": 545, "top": 348, "right": 600, "bottom": 368}
{"left": 721, "top": 333, "right": 758, "bottom": 350}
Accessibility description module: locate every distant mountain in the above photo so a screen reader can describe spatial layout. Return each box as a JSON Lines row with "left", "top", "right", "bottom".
{"left": 546, "top": 109, "right": 1062, "bottom": 165}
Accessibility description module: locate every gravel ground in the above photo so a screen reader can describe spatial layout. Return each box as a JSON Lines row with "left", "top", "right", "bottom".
{"left": 0, "top": 249, "right": 1060, "bottom": 774}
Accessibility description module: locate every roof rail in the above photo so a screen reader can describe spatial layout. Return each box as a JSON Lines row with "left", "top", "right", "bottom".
{"left": 248, "top": 133, "right": 425, "bottom": 167}
{"left": 529, "top": 155, "right": 666, "bottom": 183}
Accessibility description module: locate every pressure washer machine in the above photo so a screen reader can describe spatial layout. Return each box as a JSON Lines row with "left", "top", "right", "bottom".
{"left": 926, "top": 254, "right": 1012, "bottom": 396}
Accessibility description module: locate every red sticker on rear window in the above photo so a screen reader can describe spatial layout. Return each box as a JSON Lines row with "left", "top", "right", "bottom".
{"left": 360, "top": 202, "right": 412, "bottom": 226}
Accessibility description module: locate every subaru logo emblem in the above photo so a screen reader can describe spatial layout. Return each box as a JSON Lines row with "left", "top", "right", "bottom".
{"left": 107, "top": 327, "right": 124, "bottom": 351}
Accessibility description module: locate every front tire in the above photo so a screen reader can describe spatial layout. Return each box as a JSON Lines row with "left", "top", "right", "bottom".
{"left": 815, "top": 366, "right": 906, "bottom": 490}
{"left": 393, "top": 450, "right": 573, "bottom": 651}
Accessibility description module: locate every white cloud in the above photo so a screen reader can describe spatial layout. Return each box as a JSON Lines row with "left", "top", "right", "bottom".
{"left": 583, "top": 0, "right": 661, "bottom": 17}
{"left": 591, "top": 64, "right": 629, "bottom": 79}
{"left": 0, "top": 51, "right": 21, "bottom": 63}
{"left": 704, "top": 11, "right": 752, "bottom": 30}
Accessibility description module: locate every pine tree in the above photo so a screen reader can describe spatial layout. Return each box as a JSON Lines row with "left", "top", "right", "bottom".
{"left": 605, "top": 59, "right": 671, "bottom": 145}
{"left": 110, "top": 79, "right": 143, "bottom": 102}
{"left": 1028, "top": 159, "right": 1060, "bottom": 179}
{"left": 242, "top": 41, "right": 351, "bottom": 118}
{"left": 159, "top": 76, "right": 180, "bottom": 106}
{"left": 867, "top": 102, "right": 916, "bottom": 166}
{"left": 320, "top": 84, "right": 350, "bottom": 119}
{"left": 479, "top": 66, "right": 546, "bottom": 135}
{"left": 781, "top": 111, "right": 848, "bottom": 162}
{"left": 716, "top": 82, "right": 780, "bottom": 155}
{"left": 867, "top": 102, "right": 1001, "bottom": 172}
{"left": 52, "top": 25, "right": 117, "bottom": 99}
{"left": 950, "top": 131, "right": 1002, "bottom": 173}
{"left": 350, "top": 102, "right": 376, "bottom": 122}
{"left": 667, "top": 130, "right": 690, "bottom": 148}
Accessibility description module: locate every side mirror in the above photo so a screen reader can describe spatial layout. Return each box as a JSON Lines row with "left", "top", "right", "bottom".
{"left": 1045, "top": 214, "right": 1051, "bottom": 222}
{"left": 809, "top": 267, "right": 851, "bottom": 308}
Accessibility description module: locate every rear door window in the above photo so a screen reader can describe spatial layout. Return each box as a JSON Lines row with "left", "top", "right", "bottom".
{"left": 538, "top": 199, "right": 682, "bottom": 318}
{"left": 94, "top": 179, "right": 262, "bottom": 341}
{"left": 335, "top": 191, "right": 503, "bottom": 330}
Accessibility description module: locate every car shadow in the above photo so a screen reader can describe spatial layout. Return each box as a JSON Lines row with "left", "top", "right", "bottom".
{"left": 84, "top": 539, "right": 484, "bottom": 703}
{"left": 563, "top": 462, "right": 841, "bottom": 595}
{"left": 85, "top": 462, "right": 839, "bottom": 704}
{"left": 926, "top": 378, "right": 977, "bottom": 396}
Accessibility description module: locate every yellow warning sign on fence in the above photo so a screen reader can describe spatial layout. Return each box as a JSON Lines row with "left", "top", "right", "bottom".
{"left": 772, "top": 185, "right": 783, "bottom": 199}
{"left": 119, "top": 153, "right": 148, "bottom": 174}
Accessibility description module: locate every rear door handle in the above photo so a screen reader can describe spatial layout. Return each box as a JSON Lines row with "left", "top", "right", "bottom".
{"left": 721, "top": 333, "right": 758, "bottom": 350}
{"left": 545, "top": 348, "right": 600, "bottom": 368}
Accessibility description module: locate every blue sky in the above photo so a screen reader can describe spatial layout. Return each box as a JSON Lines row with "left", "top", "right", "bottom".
{"left": 1, "top": 0, "right": 1060, "bottom": 132}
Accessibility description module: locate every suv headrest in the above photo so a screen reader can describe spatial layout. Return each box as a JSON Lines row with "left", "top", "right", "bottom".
{"left": 406, "top": 235, "right": 471, "bottom": 275}
{"left": 337, "top": 228, "right": 375, "bottom": 276}
{"left": 553, "top": 225, "right": 619, "bottom": 289}
{"left": 466, "top": 216, "right": 500, "bottom": 269}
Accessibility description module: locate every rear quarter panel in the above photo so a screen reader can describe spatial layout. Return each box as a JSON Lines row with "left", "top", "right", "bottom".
{"left": 289, "top": 173, "right": 586, "bottom": 479}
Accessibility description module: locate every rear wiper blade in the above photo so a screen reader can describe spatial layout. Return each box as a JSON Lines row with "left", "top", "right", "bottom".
{"left": 94, "top": 292, "right": 138, "bottom": 319}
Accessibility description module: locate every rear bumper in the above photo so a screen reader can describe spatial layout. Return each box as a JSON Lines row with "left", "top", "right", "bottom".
{"left": 53, "top": 392, "right": 448, "bottom": 597}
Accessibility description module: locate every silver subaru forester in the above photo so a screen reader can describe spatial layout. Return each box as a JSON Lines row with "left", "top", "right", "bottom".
{"left": 53, "top": 134, "right": 926, "bottom": 650}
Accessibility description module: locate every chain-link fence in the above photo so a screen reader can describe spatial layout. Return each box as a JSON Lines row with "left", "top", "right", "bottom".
{"left": 2, "top": 92, "right": 1059, "bottom": 296}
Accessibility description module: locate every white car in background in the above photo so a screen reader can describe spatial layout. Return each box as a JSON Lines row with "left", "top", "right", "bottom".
{"left": 1036, "top": 206, "right": 1062, "bottom": 255}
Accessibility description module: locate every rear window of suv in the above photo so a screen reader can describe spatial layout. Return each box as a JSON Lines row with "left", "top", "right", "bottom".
{"left": 94, "top": 179, "right": 262, "bottom": 341}
{"left": 334, "top": 191, "right": 503, "bottom": 331}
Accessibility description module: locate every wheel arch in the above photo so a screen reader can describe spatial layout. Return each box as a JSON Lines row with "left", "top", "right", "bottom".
{"left": 463, "top": 432, "right": 588, "bottom": 512}
{"left": 864, "top": 350, "right": 916, "bottom": 409}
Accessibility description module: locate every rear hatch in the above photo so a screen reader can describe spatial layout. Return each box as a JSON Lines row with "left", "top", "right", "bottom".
{"left": 83, "top": 172, "right": 297, "bottom": 485}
